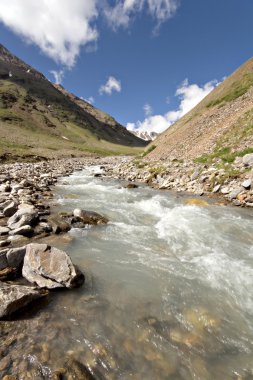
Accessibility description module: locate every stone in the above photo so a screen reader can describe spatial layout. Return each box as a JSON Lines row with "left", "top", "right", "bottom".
{"left": 0, "top": 249, "right": 8, "bottom": 270}
{"left": 242, "top": 153, "right": 253, "bottom": 166}
{"left": 73, "top": 209, "right": 108, "bottom": 225}
{"left": 0, "top": 240, "right": 10, "bottom": 248}
{"left": 0, "top": 226, "right": 9, "bottom": 236}
{"left": 48, "top": 215, "right": 71, "bottom": 234}
{"left": 7, "top": 235, "right": 29, "bottom": 245}
{"left": 125, "top": 183, "right": 138, "bottom": 189}
{"left": 22, "top": 243, "right": 84, "bottom": 289}
{"left": 7, "top": 208, "right": 38, "bottom": 230}
{"left": 191, "top": 170, "right": 200, "bottom": 181}
{"left": 7, "top": 246, "right": 27, "bottom": 269}
{"left": 228, "top": 188, "right": 242, "bottom": 200}
{"left": 0, "top": 267, "right": 17, "bottom": 281}
{"left": 9, "top": 225, "right": 33, "bottom": 237}
{"left": 212, "top": 184, "right": 220, "bottom": 193}
{"left": 220, "top": 187, "right": 230, "bottom": 194}
{"left": 242, "top": 179, "right": 251, "bottom": 189}
{"left": 0, "top": 282, "right": 47, "bottom": 318}
{"left": 3, "top": 201, "right": 18, "bottom": 217}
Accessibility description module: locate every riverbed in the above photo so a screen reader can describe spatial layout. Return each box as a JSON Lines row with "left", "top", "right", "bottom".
{"left": 2, "top": 165, "right": 253, "bottom": 379}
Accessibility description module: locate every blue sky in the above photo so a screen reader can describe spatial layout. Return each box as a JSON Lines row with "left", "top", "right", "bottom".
{"left": 0, "top": 0, "right": 253, "bottom": 133}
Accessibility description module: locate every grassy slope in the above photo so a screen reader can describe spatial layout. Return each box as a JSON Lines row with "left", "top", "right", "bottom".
{"left": 146, "top": 57, "right": 253, "bottom": 162}
{"left": 0, "top": 46, "right": 146, "bottom": 160}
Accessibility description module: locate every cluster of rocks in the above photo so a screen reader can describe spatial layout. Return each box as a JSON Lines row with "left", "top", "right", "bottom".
{"left": 103, "top": 153, "right": 253, "bottom": 207}
{"left": 0, "top": 157, "right": 110, "bottom": 319}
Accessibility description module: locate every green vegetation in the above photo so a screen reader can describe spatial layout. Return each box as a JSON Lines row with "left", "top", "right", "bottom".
{"left": 195, "top": 146, "right": 253, "bottom": 164}
{"left": 0, "top": 51, "right": 146, "bottom": 160}
{"left": 141, "top": 145, "right": 156, "bottom": 157}
{"left": 207, "top": 73, "right": 253, "bottom": 108}
{"left": 148, "top": 166, "right": 166, "bottom": 175}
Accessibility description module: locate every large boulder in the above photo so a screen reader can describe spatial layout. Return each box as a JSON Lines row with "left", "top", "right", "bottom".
{"left": 7, "top": 208, "right": 38, "bottom": 230}
{"left": 22, "top": 243, "right": 84, "bottom": 289}
{"left": 73, "top": 209, "right": 108, "bottom": 225}
{"left": 0, "top": 283, "right": 47, "bottom": 318}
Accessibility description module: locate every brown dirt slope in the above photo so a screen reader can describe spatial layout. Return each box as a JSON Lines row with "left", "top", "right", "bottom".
{"left": 146, "top": 57, "right": 253, "bottom": 162}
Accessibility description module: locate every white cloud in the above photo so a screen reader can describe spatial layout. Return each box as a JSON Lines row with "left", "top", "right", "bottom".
{"left": 104, "top": 0, "right": 179, "bottom": 30}
{"left": 85, "top": 96, "right": 95, "bottom": 104}
{"left": 0, "top": 0, "right": 179, "bottom": 67}
{"left": 99, "top": 76, "right": 121, "bottom": 95}
{"left": 50, "top": 69, "right": 64, "bottom": 84}
{"left": 143, "top": 103, "right": 153, "bottom": 116}
{"left": 0, "top": 0, "right": 98, "bottom": 67}
{"left": 127, "top": 79, "right": 219, "bottom": 134}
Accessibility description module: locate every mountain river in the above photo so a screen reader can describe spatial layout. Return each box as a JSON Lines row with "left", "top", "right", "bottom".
{"left": 2, "top": 165, "right": 253, "bottom": 379}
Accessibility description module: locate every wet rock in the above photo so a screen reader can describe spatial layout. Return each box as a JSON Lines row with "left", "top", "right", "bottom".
{"left": 185, "top": 198, "right": 209, "bottom": 207}
{"left": 0, "top": 226, "right": 9, "bottom": 236}
{"left": 0, "top": 282, "right": 47, "bottom": 318}
{"left": 3, "top": 201, "right": 18, "bottom": 217}
{"left": 73, "top": 209, "right": 108, "bottom": 225}
{"left": 22, "top": 243, "right": 85, "bottom": 289}
{"left": 7, "top": 246, "right": 26, "bottom": 269}
{"left": 48, "top": 215, "right": 71, "bottom": 234}
{"left": 7, "top": 208, "right": 38, "bottom": 230}
{"left": 125, "top": 183, "right": 138, "bottom": 189}
{"left": 0, "top": 249, "right": 8, "bottom": 270}
{"left": 3, "top": 375, "right": 18, "bottom": 380}
{"left": 65, "top": 358, "right": 96, "bottom": 380}
{"left": 9, "top": 225, "right": 34, "bottom": 237}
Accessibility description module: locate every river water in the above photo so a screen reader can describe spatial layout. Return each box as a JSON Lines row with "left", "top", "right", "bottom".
{"left": 2, "top": 166, "right": 253, "bottom": 379}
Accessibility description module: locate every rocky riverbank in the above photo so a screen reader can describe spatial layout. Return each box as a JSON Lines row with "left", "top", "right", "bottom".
{"left": 102, "top": 153, "right": 253, "bottom": 208}
{"left": 0, "top": 157, "right": 113, "bottom": 317}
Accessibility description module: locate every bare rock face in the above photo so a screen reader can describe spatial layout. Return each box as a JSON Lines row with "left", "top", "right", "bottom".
{"left": 22, "top": 243, "right": 84, "bottom": 289}
{"left": 73, "top": 209, "right": 108, "bottom": 225}
{"left": 0, "top": 283, "right": 47, "bottom": 318}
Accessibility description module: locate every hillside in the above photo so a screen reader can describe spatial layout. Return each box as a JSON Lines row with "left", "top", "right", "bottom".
{"left": 0, "top": 44, "right": 147, "bottom": 160}
{"left": 146, "top": 57, "right": 253, "bottom": 162}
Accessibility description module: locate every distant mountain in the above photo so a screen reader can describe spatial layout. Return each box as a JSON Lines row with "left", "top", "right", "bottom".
{"left": 0, "top": 44, "right": 147, "bottom": 159}
{"left": 129, "top": 130, "right": 159, "bottom": 141}
{"left": 145, "top": 57, "right": 253, "bottom": 162}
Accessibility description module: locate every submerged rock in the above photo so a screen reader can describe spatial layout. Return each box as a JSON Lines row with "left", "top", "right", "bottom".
{"left": 22, "top": 243, "right": 84, "bottom": 289}
{"left": 73, "top": 209, "right": 108, "bottom": 225}
{"left": 0, "top": 282, "right": 47, "bottom": 318}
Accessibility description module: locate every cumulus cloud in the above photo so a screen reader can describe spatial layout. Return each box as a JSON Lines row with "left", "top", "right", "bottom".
{"left": 143, "top": 103, "right": 153, "bottom": 116}
{"left": 104, "top": 0, "right": 179, "bottom": 30}
{"left": 0, "top": 0, "right": 98, "bottom": 67}
{"left": 50, "top": 69, "right": 64, "bottom": 84}
{"left": 99, "top": 76, "right": 121, "bottom": 95}
{"left": 0, "top": 0, "right": 179, "bottom": 67}
{"left": 127, "top": 79, "right": 219, "bottom": 134}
